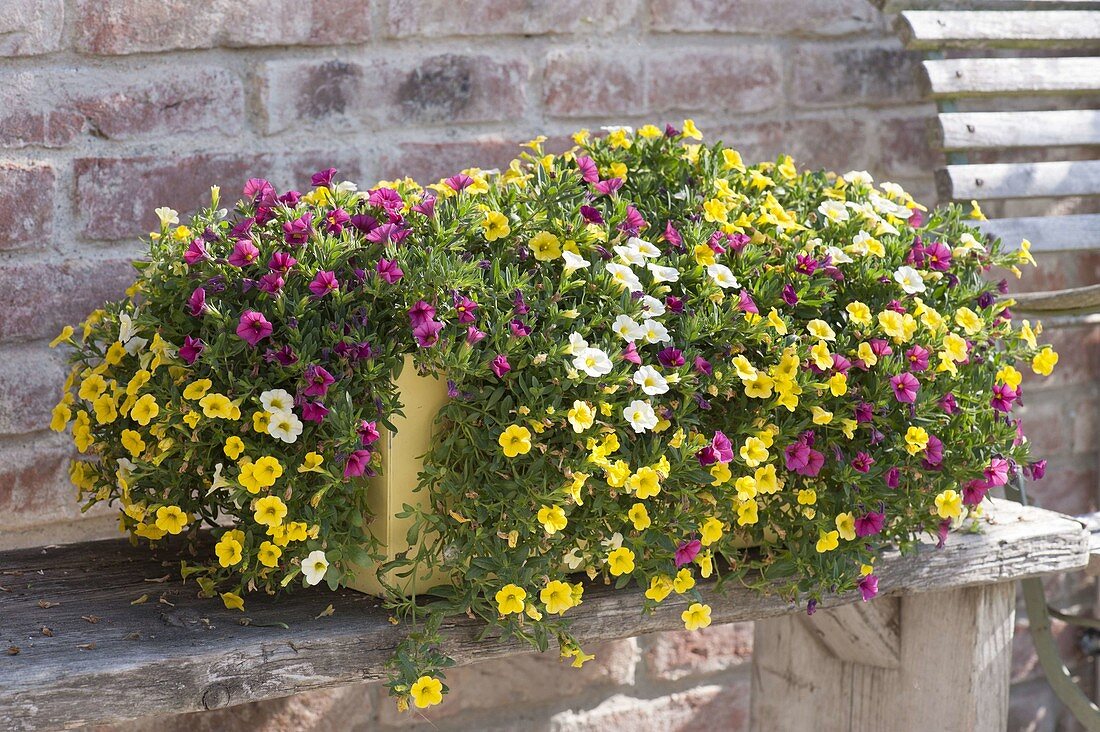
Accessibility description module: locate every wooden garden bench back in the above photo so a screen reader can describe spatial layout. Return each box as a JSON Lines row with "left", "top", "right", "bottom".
{"left": 888, "top": 0, "right": 1100, "bottom": 252}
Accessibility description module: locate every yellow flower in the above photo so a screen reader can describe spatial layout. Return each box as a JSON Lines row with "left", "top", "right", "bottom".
{"left": 766, "top": 308, "right": 788, "bottom": 335}
{"left": 605, "top": 459, "right": 631, "bottom": 487}
{"left": 498, "top": 424, "right": 532, "bottom": 457}
{"left": 50, "top": 401, "right": 72, "bottom": 432}
{"left": 755, "top": 464, "right": 780, "bottom": 494}
{"left": 215, "top": 536, "right": 243, "bottom": 567}
{"left": 223, "top": 436, "right": 245, "bottom": 460}
{"left": 836, "top": 512, "right": 856, "bottom": 541}
{"left": 92, "top": 393, "right": 117, "bottom": 424}
{"left": 700, "top": 516, "right": 724, "bottom": 546}
{"left": 607, "top": 547, "right": 635, "bottom": 576}
{"left": 638, "top": 124, "right": 662, "bottom": 139}
{"left": 529, "top": 231, "right": 561, "bottom": 261}
{"left": 811, "top": 406, "right": 833, "bottom": 425}
{"left": 734, "top": 475, "right": 757, "bottom": 501}
{"left": 878, "top": 310, "right": 907, "bottom": 341}
{"left": 681, "top": 602, "right": 712, "bottom": 631}
{"left": 257, "top": 540, "right": 282, "bottom": 568}
{"left": 827, "top": 372, "right": 848, "bottom": 397}
{"left": 221, "top": 592, "right": 245, "bottom": 611}
{"left": 103, "top": 341, "right": 126, "bottom": 367}
{"left": 809, "top": 341, "right": 834, "bottom": 370}
{"left": 846, "top": 301, "right": 871, "bottom": 325}
{"left": 78, "top": 373, "right": 108, "bottom": 401}
{"left": 935, "top": 489, "right": 963, "bottom": 519}
{"left": 481, "top": 210, "right": 511, "bottom": 241}
{"left": 807, "top": 319, "right": 835, "bottom": 341}
{"left": 682, "top": 119, "right": 703, "bottom": 140}
{"left": 1019, "top": 320, "right": 1037, "bottom": 349}
{"left": 943, "top": 333, "right": 969, "bottom": 363}
{"left": 253, "top": 494, "right": 287, "bottom": 527}
{"left": 628, "top": 502, "right": 651, "bottom": 531}
{"left": 627, "top": 466, "right": 661, "bottom": 499}
{"left": 1032, "top": 347, "right": 1058, "bottom": 376}
{"left": 410, "top": 676, "right": 444, "bottom": 709}
{"left": 182, "top": 410, "right": 201, "bottom": 428}
{"left": 131, "top": 394, "right": 159, "bottom": 426}
{"left": 72, "top": 410, "right": 94, "bottom": 452}
{"left": 969, "top": 200, "right": 986, "bottom": 220}
{"left": 252, "top": 410, "right": 272, "bottom": 433}
{"left": 50, "top": 325, "right": 74, "bottom": 348}
{"left": 710, "top": 461, "right": 732, "bottom": 486}
{"left": 199, "top": 393, "right": 235, "bottom": 419}
{"left": 537, "top": 504, "right": 568, "bottom": 535}
{"left": 298, "top": 452, "right": 325, "bottom": 473}
{"left": 857, "top": 341, "right": 878, "bottom": 367}
{"left": 541, "top": 580, "right": 576, "bottom": 615}
{"left": 1018, "top": 238, "right": 1037, "bottom": 267}
{"left": 703, "top": 198, "right": 728, "bottom": 224}
{"left": 607, "top": 127, "right": 632, "bottom": 149}
{"left": 567, "top": 400, "right": 595, "bottom": 433}
{"left": 722, "top": 148, "right": 746, "bottom": 172}
{"left": 645, "top": 575, "right": 674, "bottom": 603}
{"left": 121, "top": 429, "right": 146, "bottom": 459}
{"left": 125, "top": 369, "right": 151, "bottom": 397}
{"left": 744, "top": 371, "right": 774, "bottom": 399}
{"left": 797, "top": 488, "right": 817, "bottom": 505}
{"left": 816, "top": 530, "right": 840, "bottom": 553}
{"left": 183, "top": 379, "right": 212, "bottom": 400}
{"left": 954, "top": 307, "right": 984, "bottom": 335}
{"left": 495, "top": 583, "right": 526, "bottom": 615}
{"left": 904, "top": 425, "right": 929, "bottom": 455}
{"left": 739, "top": 437, "right": 768, "bottom": 467}
{"left": 996, "top": 365, "right": 1023, "bottom": 389}
{"left": 737, "top": 498, "right": 759, "bottom": 526}
{"left": 154, "top": 505, "right": 189, "bottom": 535}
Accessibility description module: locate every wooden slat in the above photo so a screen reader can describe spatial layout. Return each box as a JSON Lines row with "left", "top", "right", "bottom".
{"left": 924, "top": 57, "right": 1100, "bottom": 97}
{"left": 0, "top": 500, "right": 1088, "bottom": 730}
{"left": 937, "top": 110, "right": 1100, "bottom": 150}
{"left": 1010, "top": 283, "right": 1100, "bottom": 314}
{"left": 799, "top": 597, "right": 902, "bottom": 669}
{"left": 937, "top": 160, "right": 1100, "bottom": 200}
{"left": 902, "top": 10, "right": 1100, "bottom": 48}
{"left": 977, "top": 213, "right": 1100, "bottom": 250}
{"left": 882, "top": 0, "right": 1100, "bottom": 12}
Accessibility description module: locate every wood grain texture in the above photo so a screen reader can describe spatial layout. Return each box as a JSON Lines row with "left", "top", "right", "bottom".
{"left": 937, "top": 160, "right": 1100, "bottom": 200}
{"left": 797, "top": 597, "right": 901, "bottom": 669}
{"left": 936, "top": 110, "right": 1100, "bottom": 150}
{"left": 882, "top": 1, "right": 1100, "bottom": 12}
{"left": 977, "top": 213, "right": 1100, "bottom": 252}
{"left": 0, "top": 500, "right": 1087, "bottom": 730}
{"left": 1010, "top": 284, "right": 1100, "bottom": 314}
{"left": 923, "top": 57, "right": 1100, "bottom": 97}
{"left": 901, "top": 10, "right": 1100, "bottom": 47}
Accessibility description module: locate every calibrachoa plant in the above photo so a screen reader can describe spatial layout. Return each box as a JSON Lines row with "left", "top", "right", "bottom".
{"left": 52, "top": 121, "right": 1057, "bottom": 711}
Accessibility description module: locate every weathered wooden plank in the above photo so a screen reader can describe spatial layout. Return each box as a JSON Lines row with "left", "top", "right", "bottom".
{"left": 797, "top": 596, "right": 901, "bottom": 669}
{"left": 937, "top": 110, "right": 1100, "bottom": 150}
{"left": 1010, "top": 284, "right": 1100, "bottom": 314}
{"left": 0, "top": 499, "right": 1087, "bottom": 731}
{"left": 882, "top": 0, "right": 1100, "bottom": 12}
{"left": 751, "top": 583, "right": 1015, "bottom": 732}
{"left": 924, "top": 57, "right": 1100, "bottom": 97}
{"left": 902, "top": 10, "right": 1100, "bottom": 48}
{"left": 977, "top": 213, "right": 1100, "bottom": 251}
{"left": 937, "top": 160, "right": 1100, "bottom": 200}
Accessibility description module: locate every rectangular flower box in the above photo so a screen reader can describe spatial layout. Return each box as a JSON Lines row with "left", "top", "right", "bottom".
{"left": 346, "top": 358, "right": 451, "bottom": 596}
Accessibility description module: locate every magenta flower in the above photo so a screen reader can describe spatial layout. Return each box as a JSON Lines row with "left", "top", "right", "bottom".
{"left": 984, "top": 457, "right": 1011, "bottom": 487}
{"left": 922, "top": 434, "right": 944, "bottom": 468}
{"left": 593, "top": 178, "right": 622, "bottom": 196}
{"left": 308, "top": 270, "right": 339, "bottom": 298}
{"left": 908, "top": 209, "right": 924, "bottom": 227}
{"left": 852, "top": 451, "right": 874, "bottom": 473}
{"left": 940, "top": 392, "right": 958, "bottom": 414}
{"left": 657, "top": 348, "right": 684, "bottom": 368}
{"left": 454, "top": 295, "right": 478, "bottom": 323}
{"left": 311, "top": 167, "right": 337, "bottom": 188}
{"left": 377, "top": 258, "right": 404, "bottom": 284}
{"left": 509, "top": 320, "right": 531, "bottom": 338}
{"left": 617, "top": 205, "right": 646, "bottom": 234}
{"left": 855, "top": 402, "right": 874, "bottom": 423}
{"left": 905, "top": 345, "right": 929, "bottom": 372}
{"left": 301, "top": 401, "right": 329, "bottom": 423}
{"left": 228, "top": 239, "right": 260, "bottom": 267}
{"left": 890, "top": 372, "right": 919, "bottom": 403}
{"left": 858, "top": 574, "right": 879, "bottom": 602}
{"left": 622, "top": 342, "right": 642, "bottom": 365}
{"left": 368, "top": 187, "right": 403, "bottom": 212}
{"left": 408, "top": 301, "right": 436, "bottom": 328}
{"left": 344, "top": 449, "right": 372, "bottom": 478}
{"left": 665, "top": 295, "right": 684, "bottom": 314}
{"left": 575, "top": 156, "right": 599, "bottom": 183}
{"left": 712, "top": 431, "right": 735, "bottom": 464}
{"left": 580, "top": 205, "right": 604, "bottom": 224}
{"left": 782, "top": 284, "right": 798, "bottom": 306}
{"left": 885, "top": 466, "right": 900, "bottom": 488}
{"left": 737, "top": 289, "right": 759, "bottom": 314}
{"left": 236, "top": 310, "right": 272, "bottom": 347}
{"left": 466, "top": 326, "right": 486, "bottom": 344}
{"left": 188, "top": 287, "right": 207, "bottom": 317}
{"left": 696, "top": 445, "right": 718, "bottom": 467}
{"left": 413, "top": 319, "right": 444, "bottom": 348}
{"left": 1025, "top": 459, "right": 1047, "bottom": 481}
{"left": 990, "top": 383, "right": 1018, "bottom": 413}
{"left": 179, "top": 336, "right": 204, "bottom": 365}
{"left": 512, "top": 290, "right": 530, "bottom": 315}
{"left": 269, "top": 344, "right": 298, "bottom": 366}
{"left": 663, "top": 222, "right": 683, "bottom": 250}
{"left": 184, "top": 239, "right": 208, "bottom": 265}
{"left": 325, "top": 208, "right": 350, "bottom": 235}
{"left": 925, "top": 241, "right": 952, "bottom": 272}
{"left": 303, "top": 364, "right": 335, "bottom": 397}
{"left": 694, "top": 356, "right": 713, "bottom": 376}
{"left": 412, "top": 193, "right": 436, "bottom": 218}
{"left": 268, "top": 251, "right": 297, "bottom": 273}
{"left": 283, "top": 213, "right": 313, "bottom": 246}
{"left": 358, "top": 420, "right": 380, "bottom": 446}
{"left": 491, "top": 354, "right": 511, "bottom": 378}
{"left": 258, "top": 272, "right": 285, "bottom": 294}
{"left": 243, "top": 177, "right": 276, "bottom": 203}
{"left": 963, "top": 479, "right": 990, "bottom": 506}
{"left": 855, "top": 510, "right": 885, "bottom": 538}
{"left": 675, "top": 539, "right": 702, "bottom": 568}
{"left": 784, "top": 442, "right": 824, "bottom": 477}
{"left": 444, "top": 174, "right": 473, "bottom": 192}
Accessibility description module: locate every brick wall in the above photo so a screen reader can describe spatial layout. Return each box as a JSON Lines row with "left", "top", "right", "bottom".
{"left": 0, "top": 1, "right": 1093, "bottom": 730}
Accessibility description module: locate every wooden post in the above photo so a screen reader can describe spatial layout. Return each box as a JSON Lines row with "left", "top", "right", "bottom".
{"left": 750, "top": 583, "right": 1016, "bottom": 732}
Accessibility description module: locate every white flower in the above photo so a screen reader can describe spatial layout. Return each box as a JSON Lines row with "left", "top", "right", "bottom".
{"left": 826, "top": 246, "right": 852, "bottom": 264}
{"left": 641, "top": 319, "right": 670, "bottom": 344}
{"left": 818, "top": 200, "right": 850, "bottom": 223}
{"left": 893, "top": 266, "right": 926, "bottom": 295}
{"left": 870, "top": 193, "right": 911, "bottom": 218}
{"left": 842, "top": 170, "right": 874, "bottom": 186}
{"left": 849, "top": 230, "right": 876, "bottom": 256}
{"left": 302, "top": 550, "right": 329, "bottom": 586}
{"left": 601, "top": 125, "right": 633, "bottom": 134}
{"left": 612, "top": 315, "right": 645, "bottom": 342}
{"left": 573, "top": 347, "right": 614, "bottom": 378}
{"left": 154, "top": 207, "right": 179, "bottom": 227}
{"left": 115, "top": 458, "right": 134, "bottom": 489}
{"left": 957, "top": 232, "right": 986, "bottom": 255}
{"left": 566, "top": 332, "right": 589, "bottom": 355}
{"left": 260, "top": 389, "right": 295, "bottom": 416}
{"left": 562, "top": 250, "right": 590, "bottom": 272}
{"left": 627, "top": 237, "right": 661, "bottom": 259}
{"left": 563, "top": 546, "right": 587, "bottom": 571}
{"left": 118, "top": 312, "right": 148, "bottom": 355}
{"left": 267, "top": 411, "right": 304, "bottom": 444}
{"left": 633, "top": 365, "right": 669, "bottom": 396}
{"left": 706, "top": 263, "right": 740, "bottom": 289}
{"left": 641, "top": 295, "right": 666, "bottom": 318}
{"left": 206, "top": 462, "right": 232, "bottom": 495}
{"left": 881, "top": 181, "right": 907, "bottom": 199}
{"left": 333, "top": 180, "right": 358, "bottom": 194}
{"left": 606, "top": 262, "right": 643, "bottom": 292}
{"left": 613, "top": 244, "right": 646, "bottom": 266}
{"left": 623, "top": 399, "right": 658, "bottom": 433}
{"left": 647, "top": 262, "right": 680, "bottom": 283}
{"left": 601, "top": 532, "right": 624, "bottom": 552}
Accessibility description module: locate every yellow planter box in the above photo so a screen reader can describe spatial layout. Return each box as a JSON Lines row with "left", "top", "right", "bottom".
{"left": 345, "top": 358, "right": 451, "bottom": 597}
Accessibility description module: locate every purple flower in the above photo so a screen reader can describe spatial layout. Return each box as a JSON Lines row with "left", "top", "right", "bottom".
{"left": 856, "top": 510, "right": 885, "bottom": 538}
{"left": 228, "top": 239, "right": 260, "bottom": 267}
{"left": 412, "top": 194, "right": 436, "bottom": 218}
{"left": 870, "top": 339, "right": 893, "bottom": 357}
{"left": 283, "top": 213, "right": 313, "bottom": 246}
{"left": 807, "top": 599, "right": 818, "bottom": 616}
{"left": 325, "top": 208, "right": 350, "bottom": 235}
{"left": 575, "top": 155, "right": 599, "bottom": 183}
{"left": 908, "top": 209, "right": 924, "bottom": 227}
{"left": 885, "top": 466, "right": 901, "bottom": 488}
{"left": 512, "top": 289, "right": 530, "bottom": 316}
{"left": 663, "top": 222, "right": 683, "bottom": 250}
{"left": 268, "top": 251, "right": 297, "bottom": 273}
{"left": 454, "top": 295, "right": 478, "bottom": 323}
{"left": 712, "top": 431, "right": 735, "bottom": 463}
{"left": 593, "top": 178, "right": 622, "bottom": 196}
{"left": 303, "top": 364, "right": 335, "bottom": 397}
{"left": 308, "top": 270, "right": 339, "bottom": 298}
{"left": 782, "top": 284, "right": 799, "bottom": 306}
{"left": 509, "top": 319, "right": 532, "bottom": 338}
{"left": 622, "top": 342, "right": 642, "bottom": 365}
{"left": 187, "top": 287, "right": 207, "bottom": 317}
{"left": 311, "top": 167, "right": 337, "bottom": 188}
{"left": 617, "top": 205, "right": 646, "bottom": 235}
{"left": 358, "top": 420, "right": 380, "bottom": 446}
{"left": 675, "top": 539, "right": 702, "bottom": 568}
{"left": 184, "top": 239, "right": 208, "bottom": 265}
{"left": 258, "top": 272, "right": 285, "bottom": 294}
{"left": 855, "top": 402, "right": 874, "bottom": 423}
{"left": 301, "top": 401, "right": 329, "bottom": 423}
{"left": 444, "top": 174, "right": 473, "bottom": 192}
{"left": 236, "top": 310, "right": 272, "bottom": 347}
{"left": 580, "top": 205, "right": 604, "bottom": 224}
{"left": 665, "top": 295, "right": 684, "bottom": 314}
{"left": 344, "top": 449, "right": 371, "bottom": 478}
{"left": 737, "top": 289, "right": 759, "bottom": 314}
{"left": 368, "top": 187, "right": 403, "bottom": 212}
{"left": 657, "top": 348, "right": 685, "bottom": 368}
{"left": 377, "top": 258, "right": 404, "bottom": 284}
{"left": 179, "top": 336, "right": 204, "bottom": 365}
{"left": 939, "top": 392, "right": 958, "bottom": 414}
{"left": 270, "top": 344, "right": 298, "bottom": 366}
{"left": 408, "top": 301, "right": 436, "bottom": 329}
{"left": 350, "top": 213, "right": 378, "bottom": 234}
{"left": 991, "top": 382, "right": 1018, "bottom": 413}
{"left": 1025, "top": 459, "right": 1047, "bottom": 481}
{"left": 795, "top": 254, "right": 818, "bottom": 276}
{"left": 696, "top": 445, "right": 718, "bottom": 468}
{"left": 858, "top": 574, "right": 879, "bottom": 602}
{"left": 890, "top": 372, "right": 919, "bottom": 403}
{"left": 413, "top": 319, "right": 444, "bottom": 348}
{"left": 491, "top": 354, "right": 511, "bottom": 378}
{"left": 922, "top": 434, "right": 944, "bottom": 468}
{"left": 905, "top": 345, "right": 929, "bottom": 372}
{"left": 694, "top": 356, "right": 712, "bottom": 376}
{"left": 963, "top": 479, "right": 990, "bottom": 506}
{"left": 784, "top": 442, "right": 824, "bottom": 477}
{"left": 925, "top": 241, "right": 952, "bottom": 272}
{"left": 466, "top": 326, "right": 486, "bottom": 344}
{"left": 985, "top": 457, "right": 1011, "bottom": 487}
{"left": 851, "top": 452, "right": 874, "bottom": 473}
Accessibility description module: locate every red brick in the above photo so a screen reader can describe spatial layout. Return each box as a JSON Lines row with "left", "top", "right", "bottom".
{"left": 378, "top": 139, "right": 523, "bottom": 184}
{"left": 873, "top": 113, "right": 939, "bottom": 178}
{"left": 75, "top": 154, "right": 275, "bottom": 240}
{"left": 1018, "top": 392, "right": 1099, "bottom": 457}
{"left": 713, "top": 116, "right": 874, "bottom": 171}
{"left": 385, "top": 0, "right": 640, "bottom": 37}
{"left": 550, "top": 677, "right": 751, "bottom": 732}
{"left": 0, "top": 68, "right": 244, "bottom": 148}
{"left": 647, "top": 48, "right": 782, "bottom": 115}
{"left": 791, "top": 43, "right": 924, "bottom": 109}
{"left": 0, "top": 434, "right": 77, "bottom": 530}
{"left": 1008, "top": 252, "right": 1100, "bottom": 295}
{"left": 1018, "top": 326, "right": 1100, "bottom": 392}
{"left": 1024, "top": 460, "right": 1097, "bottom": 516}
{"left": 643, "top": 622, "right": 754, "bottom": 681}
{"left": 651, "top": 0, "right": 880, "bottom": 36}
{"left": 72, "top": 0, "right": 370, "bottom": 55}
{"left": 286, "top": 153, "right": 367, "bottom": 192}
{"left": 0, "top": 0, "right": 64, "bottom": 56}
{"left": 0, "top": 162, "right": 54, "bottom": 251}
{"left": 0, "top": 256, "right": 136, "bottom": 342}
{"left": 543, "top": 50, "right": 644, "bottom": 118}
{"left": 0, "top": 344, "right": 67, "bottom": 436}
{"left": 259, "top": 55, "right": 528, "bottom": 134}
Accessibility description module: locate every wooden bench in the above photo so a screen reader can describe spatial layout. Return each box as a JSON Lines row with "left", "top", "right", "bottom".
{"left": 0, "top": 500, "right": 1089, "bottom": 731}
